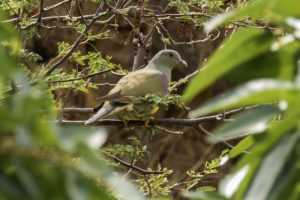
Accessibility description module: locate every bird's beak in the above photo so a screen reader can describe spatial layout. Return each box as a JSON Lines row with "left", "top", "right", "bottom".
{"left": 179, "top": 59, "right": 187, "bottom": 68}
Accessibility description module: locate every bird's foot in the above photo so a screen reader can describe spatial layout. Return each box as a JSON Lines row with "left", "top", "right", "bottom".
{"left": 144, "top": 117, "right": 154, "bottom": 127}
{"left": 123, "top": 120, "right": 129, "bottom": 127}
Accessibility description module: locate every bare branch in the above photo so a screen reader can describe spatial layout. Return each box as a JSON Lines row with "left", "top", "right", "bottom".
{"left": 43, "top": 0, "right": 71, "bottom": 12}
{"left": 144, "top": 175, "right": 152, "bottom": 197}
{"left": 37, "top": 0, "right": 44, "bottom": 25}
{"left": 142, "top": 13, "right": 212, "bottom": 18}
{"left": 193, "top": 125, "right": 235, "bottom": 149}
{"left": 56, "top": 105, "right": 258, "bottom": 127}
{"left": 77, "top": 0, "right": 88, "bottom": 26}
{"left": 154, "top": 125, "right": 183, "bottom": 135}
{"left": 58, "top": 107, "right": 93, "bottom": 113}
{"left": 69, "top": 0, "right": 76, "bottom": 18}
{"left": 171, "top": 69, "right": 199, "bottom": 89}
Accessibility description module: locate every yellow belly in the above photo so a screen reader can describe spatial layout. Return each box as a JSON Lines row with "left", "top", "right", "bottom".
{"left": 117, "top": 103, "right": 159, "bottom": 122}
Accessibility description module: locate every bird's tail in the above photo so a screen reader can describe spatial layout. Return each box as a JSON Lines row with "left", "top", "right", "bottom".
{"left": 85, "top": 104, "right": 115, "bottom": 125}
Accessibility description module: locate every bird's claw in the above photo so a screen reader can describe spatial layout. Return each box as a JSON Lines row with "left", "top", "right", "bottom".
{"left": 144, "top": 117, "right": 154, "bottom": 127}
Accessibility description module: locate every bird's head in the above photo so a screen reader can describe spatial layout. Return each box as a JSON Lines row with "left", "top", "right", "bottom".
{"left": 150, "top": 49, "right": 187, "bottom": 70}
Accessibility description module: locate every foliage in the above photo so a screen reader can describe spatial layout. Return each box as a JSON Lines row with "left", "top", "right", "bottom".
{"left": 103, "top": 136, "right": 147, "bottom": 162}
{"left": 184, "top": 0, "right": 300, "bottom": 199}
{"left": 143, "top": 93, "right": 183, "bottom": 110}
{"left": 186, "top": 149, "right": 229, "bottom": 191}
{"left": 0, "top": 9, "right": 145, "bottom": 200}
{"left": 2, "top": 0, "right": 300, "bottom": 199}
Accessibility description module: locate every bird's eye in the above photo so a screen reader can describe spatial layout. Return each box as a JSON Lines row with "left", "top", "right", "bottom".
{"left": 168, "top": 52, "right": 174, "bottom": 57}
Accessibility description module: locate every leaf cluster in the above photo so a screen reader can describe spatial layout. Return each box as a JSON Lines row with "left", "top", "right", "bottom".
{"left": 184, "top": 0, "right": 300, "bottom": 199}
{"left": 143, "top": 93, "right": 183, "bottom": 110}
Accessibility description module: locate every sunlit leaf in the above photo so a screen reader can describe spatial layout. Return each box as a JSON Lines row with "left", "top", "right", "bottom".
{"left": 207, "top": 105, "right": 280, "bottom": 143}
{"left": 190, "top": 79, "right": 297, "bottom": 117}
{"left": 243, "top": 132, "right": 299, "bottom": 200}
{"left": 205, "top": 0, "right": 300, "bottom": 33}
{"left": 184, "top": 191, "right": 229, "bottom": 200}
{"left": 229, "top": 136, "right": 255, "bottom": 158}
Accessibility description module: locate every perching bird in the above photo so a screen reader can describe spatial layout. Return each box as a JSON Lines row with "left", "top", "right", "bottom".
{"left": 85, "top": 49, "right": 187, "bottom": 125}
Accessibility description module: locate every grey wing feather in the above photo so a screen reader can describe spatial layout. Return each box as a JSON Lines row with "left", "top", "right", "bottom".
{"left": 84, "top": 103, "right": 116, "bottom": 125}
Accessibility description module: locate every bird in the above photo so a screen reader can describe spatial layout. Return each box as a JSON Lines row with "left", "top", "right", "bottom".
{"left": 84, "top": 49, "right": 187, "bottom": 125}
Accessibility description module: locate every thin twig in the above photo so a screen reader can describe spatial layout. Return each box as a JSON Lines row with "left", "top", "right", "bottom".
{"left": 193, "top": 125, "right": 235, "bottom": 149}
{"left": 154, "top": 125, "right": 183, "bottom": 135}
{"left": 4, "top": 0, "right": 18, "bottom": 17}
{"left": 144, "top": 175, "right": 152, "bottom": 197}
{"left": 37, "top": 0, "right": 44, "bottom": 25}
{"left": 142, "top": 13, "right": 212, "bottom": 18}
{"left": 171, "top": 69, "right": 199, "bottom": 89}
{"left": 47, "top": 68, "right": 111, "bottom": 83}
{"left": 43, "top": 0, "right": 71, "bottom": 12}
{"left": 77, "top": 0, "right": 88, "bottom": 26}
{"left": 43, "top": 8, "right": 110, "bottom": 78}
{"left": 69, "top": 0, "right": 76, "bottom": 18}
{"left": 102, "top": 151, "right": 163, "bottom": 175}
{"left": 57, "top": 107, "right": 93, "bottom": 113}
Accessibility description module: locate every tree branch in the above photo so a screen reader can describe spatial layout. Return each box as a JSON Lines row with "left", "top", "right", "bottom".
{"left": 43, "top": 9, "right": 110, "bottom": 78}
{"left": 43, "top": 0, "right": 71, "bottom": 12}
{"left": 47, "top": 68, "right": 111, "bottom": 83}
{"left": 56, "top": 105, "right": 258, "bottom": 127}
{"left": 171, "top": 69, "right": 199, "bottom": 89}
{"left": 102, "top": 151, "right": 163, "bottom": 175}
{"left": 37, "top": 0, "right": 44, "bottom": 25}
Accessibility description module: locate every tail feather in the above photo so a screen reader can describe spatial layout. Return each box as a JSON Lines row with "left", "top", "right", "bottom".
{"left": 85, "top": 104, "right": 115, "bottom": 125}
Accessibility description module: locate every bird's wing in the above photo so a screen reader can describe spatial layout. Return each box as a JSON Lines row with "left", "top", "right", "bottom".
{"left": 109, "top": 69, "right": 169, "bottom": 97}
{"left": 85, "top": 69, "right": 169, "bottom": 125}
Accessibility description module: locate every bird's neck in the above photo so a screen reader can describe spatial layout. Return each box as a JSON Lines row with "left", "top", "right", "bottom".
{"left": 146, "top": 61, "right": 172, "bottom": 82}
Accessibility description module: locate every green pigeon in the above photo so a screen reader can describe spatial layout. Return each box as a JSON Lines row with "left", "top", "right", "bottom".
{"left": 85, "top": 49, "right": 187, "bottom": 125}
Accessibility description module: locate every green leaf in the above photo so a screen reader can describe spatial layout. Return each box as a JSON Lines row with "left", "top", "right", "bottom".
{"left": 196, "top": 186, "right": 216, "bottom": 192}
{"left": 229, "top": 136, "right": 255, "bottom": 158}
{"left": 224, "top": 42, "right": 299, "bottom": 84}
{"left": 77, "top": 147, "right": 146, "bottom": 200}
{"left": 267, "top": 142, "right": 300, "bottom": 200}
{"left": 183, "top": 191, "right": 229, "bottom": 200}
{"left": 205, "top": 0, "right": 300, "bottom": 33}
{"left": 207, "top": 105, "right": 280, "bottom": 143}
{"left": 242, "top": 132, "right": 299, "bottom": 200}
{"left": 229, "top": 106, "right": 300, "bottom": 199}
{"left": 57, "top": 126, "right": 107, "bottom": 152}
{"left": 190, "top": 79, "right": 297, "bottom": 117}
{"left": 183, "top": 29, "right": 273, "bottom": 102}
{"left": 219, "top": 165, "right": 250, "bottom": 199}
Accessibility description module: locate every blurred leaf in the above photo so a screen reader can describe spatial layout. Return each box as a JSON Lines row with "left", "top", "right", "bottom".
{"left": 243, "top": 132, "right": 299, "bottom": 200}
{"left": 0, "top": 172, "right": 27, "bottom": 199}
{"left": 230, "top": 106, "right": 300, "bottom": 199}
{"left": 219, "top": 165, "right": 250, "bottom": 199}
{"left": 229, "top": 136, "right": 254, "bottom": 158}
{"left": 57, "top": 126, "right": 107, "bottom": 152}
{"left": 205, "top": 0, "right": 300, "bottom": 33}
{"left": 184, "top": 29, "right": 273, "bottom": 102}
{"left": 267, "top": 142, "right": 300, "bottom": 200}
{"left": 190, "top": 79, "right": 296, "bottom": 117}
{"left": 196, "top": 186, "right": 216, "bottom": 192}
{"left": 77, "top": 146, "right": 146, "bottom": 200}
{"left": 224, "top": 42, "right": 299, "bottom": 84}
{"left": 184, "top": 191, "right": 229, "bottom": 200}
{"left": 0, "top": 14, "right": 20, "bottom": 81}
{"left": 207, "top": 105, "right": 280, "bottom": 143}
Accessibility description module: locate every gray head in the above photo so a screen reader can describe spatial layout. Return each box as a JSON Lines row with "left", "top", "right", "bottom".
{"left": 149, "top": 49, "right": 187, "bottom": 70}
